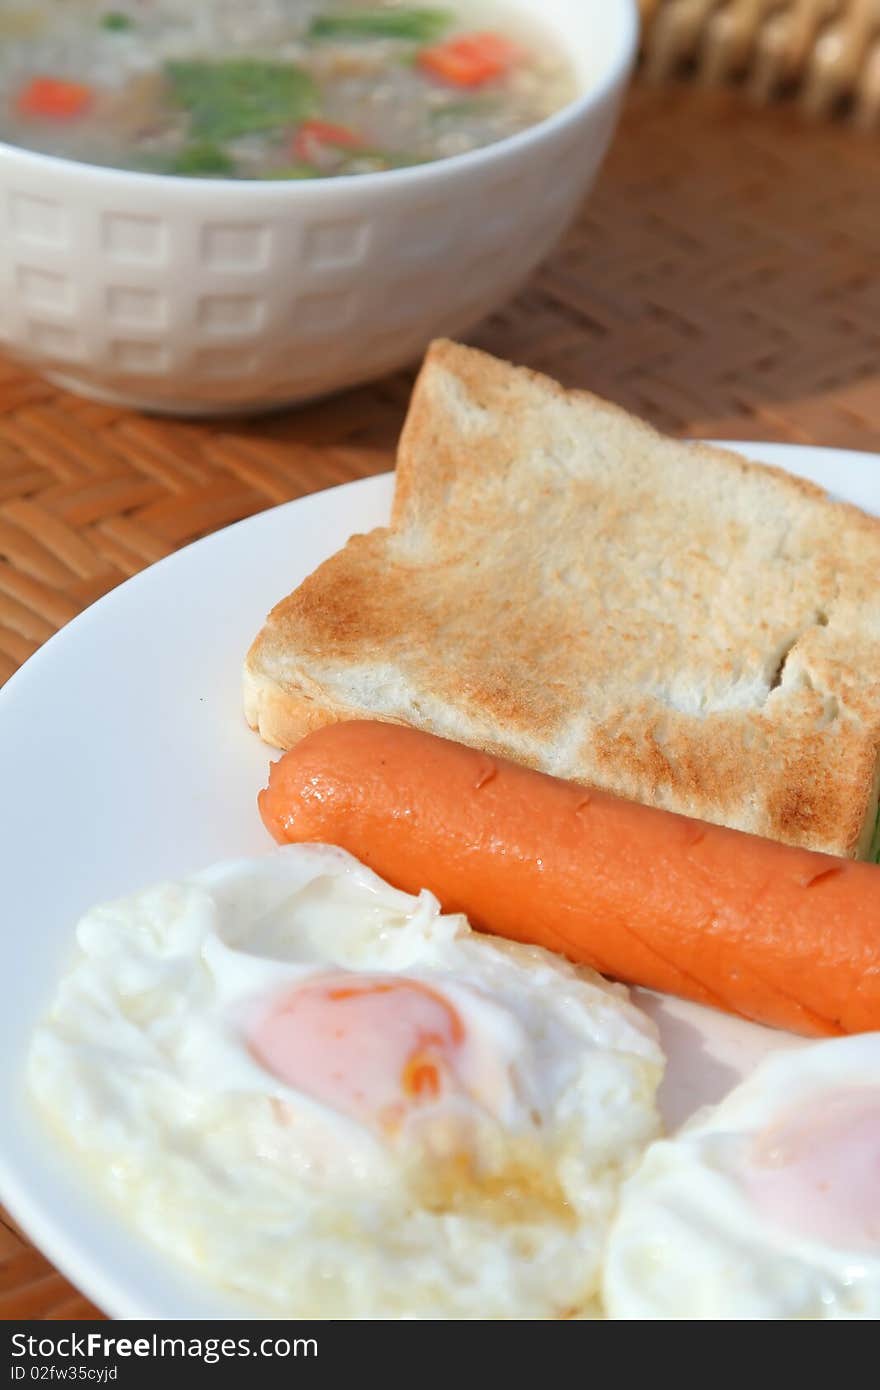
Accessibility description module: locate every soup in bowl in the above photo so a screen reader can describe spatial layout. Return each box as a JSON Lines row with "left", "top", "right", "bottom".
{"left": 0, "top": 2, "right": 577, "bottom": 179}
{"left": 0, "top": 1, "right": 638, "bottom": 414}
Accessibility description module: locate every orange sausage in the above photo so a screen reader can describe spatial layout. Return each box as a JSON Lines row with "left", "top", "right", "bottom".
{"left": 259, "top": 720, "right": 880, "bottom": 1038}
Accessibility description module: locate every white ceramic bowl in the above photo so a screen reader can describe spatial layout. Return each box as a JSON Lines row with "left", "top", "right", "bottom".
{"left": 0, "top": 1, "right": 637, "bottom": 415}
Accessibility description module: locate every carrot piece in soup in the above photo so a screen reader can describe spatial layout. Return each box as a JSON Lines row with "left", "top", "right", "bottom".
{"left": 292, "top": 119, "right": 364, "bottom": 165}
{"left": 418, "top": 33, "right": 521, "bottom": 88}
{"left": 16, "top": 77, "right": 94, "bottom": 120}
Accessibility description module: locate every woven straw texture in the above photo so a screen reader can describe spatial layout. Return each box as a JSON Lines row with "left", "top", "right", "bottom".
{"left": 1, "top": 79, "right": 879, "bottom": 1318}
{"left": 640, "top": 0, "right": 880, "bottom": 126}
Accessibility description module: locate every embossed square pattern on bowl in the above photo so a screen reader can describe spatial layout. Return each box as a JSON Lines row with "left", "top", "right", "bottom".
{"left": 0, "top": 1, "right": 638, "bottom": 415}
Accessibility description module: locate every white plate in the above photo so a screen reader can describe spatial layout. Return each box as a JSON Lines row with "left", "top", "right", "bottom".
{"left": 0, "top": 441, "right": 876, "bottom": 1320}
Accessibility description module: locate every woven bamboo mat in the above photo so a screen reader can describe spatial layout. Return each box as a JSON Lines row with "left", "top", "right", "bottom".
{"left": 2, "top": 82, "right": 879, "bottom": 1320}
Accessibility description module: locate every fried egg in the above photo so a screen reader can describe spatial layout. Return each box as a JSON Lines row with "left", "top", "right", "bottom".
{"left": 604, "top": 1033, "right": 880, "bottom": 1319}
{"left": 28, "top": 844, "right": 662, "bottom": 1319}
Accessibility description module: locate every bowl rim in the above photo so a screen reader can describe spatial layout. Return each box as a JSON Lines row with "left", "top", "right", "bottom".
{"left": 0, "top": 0, "right": 639, "bottom": 196}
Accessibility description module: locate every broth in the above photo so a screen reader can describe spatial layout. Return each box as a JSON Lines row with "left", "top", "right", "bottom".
{"left": 0, "top": 2, "right": 577, "bottom": 178}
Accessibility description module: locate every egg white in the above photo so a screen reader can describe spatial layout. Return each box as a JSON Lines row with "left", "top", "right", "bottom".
{"left": 29, "top": 843, "right": 662, "bottom": 1319}
{"left": 604, "top": 1033, "right": 880, "bottom": 1320}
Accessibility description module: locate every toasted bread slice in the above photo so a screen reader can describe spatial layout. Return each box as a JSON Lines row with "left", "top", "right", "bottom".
{"left": 245, "top": 340, "right": 880, "bottom": 858}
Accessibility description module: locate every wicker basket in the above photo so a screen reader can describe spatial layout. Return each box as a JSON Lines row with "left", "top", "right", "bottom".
{"left": 640, "top": 0, "right": 880, "bottom": 125}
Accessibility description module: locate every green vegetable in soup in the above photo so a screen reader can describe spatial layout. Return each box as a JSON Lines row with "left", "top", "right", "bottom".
{"left": 101, "top": 11, "right": 133, "bottom": 30}
{"left": 168, "top": 141, "right": 235, "bottom": 176}
{"left": 262, "top": 164, "right": 321, "bottom": 180}
{"left": 309, "top": 8, "right": 453, "bottom": 42}
{"left": 166, "top": 59, "right": 316, "bottom": 142}
{"left": 871, "top": 804, "right": 880, "bottom": 864}
{"left": 0, "top": 9, "right": 46, "bottom": 39}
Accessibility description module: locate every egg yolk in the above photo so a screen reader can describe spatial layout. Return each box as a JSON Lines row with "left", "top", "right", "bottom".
{"left": 250, "top": 973, "right": 465, "bottom": 1130}
{"left": 744, "top": 1087, "right": 880, "bottom": 1251}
